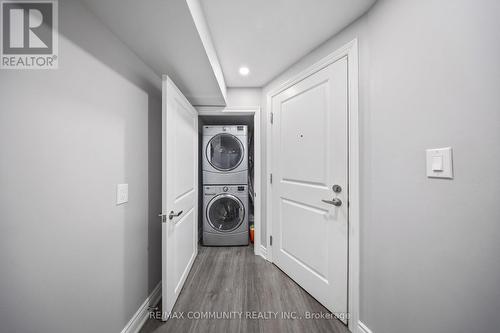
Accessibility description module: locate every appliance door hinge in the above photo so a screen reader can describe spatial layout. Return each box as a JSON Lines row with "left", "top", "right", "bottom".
{"left": 270, "top": 173, "right": 273, "bottom": 184}
{"left": 270, "top": 112, "right": 274, "bottom": 124}
{"left": 270, "top": 235, "right": 273, "bottom": 246}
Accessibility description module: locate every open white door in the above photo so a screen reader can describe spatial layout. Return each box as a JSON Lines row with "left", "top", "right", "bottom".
{"left": 271, "top": 57, "right": 349, "bottom": 323}
{"left": 161, "top": 76, "right": 198, "bottom": 319}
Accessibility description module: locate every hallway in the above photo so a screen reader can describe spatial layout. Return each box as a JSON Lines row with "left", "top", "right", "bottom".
{"left": 140, "top": 246, "right": 350, "bottom": 333}
{"left": 2, "top": 1, "right": 500, "bottom": 332}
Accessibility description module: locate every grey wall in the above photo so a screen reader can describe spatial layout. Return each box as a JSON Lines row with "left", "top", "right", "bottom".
{"left": 0, "top": 0, "right": 162, "bottom": 332}
{"left": 262, "top": 0, "right": 500, "bottom": 332}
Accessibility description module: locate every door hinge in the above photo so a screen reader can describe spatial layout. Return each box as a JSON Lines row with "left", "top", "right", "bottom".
{"left": 270, "top": 173, "right": 273, "bottom": 184}
{"left": 270, "top": 235, "right": 273, "bottom": 246}
{"left": 270, "top": 112, "right": 274, "bottom": 124}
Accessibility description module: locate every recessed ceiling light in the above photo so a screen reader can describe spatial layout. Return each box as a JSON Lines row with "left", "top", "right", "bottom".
{"left": 239, "top": 66, "right": 250, "bottom": 76}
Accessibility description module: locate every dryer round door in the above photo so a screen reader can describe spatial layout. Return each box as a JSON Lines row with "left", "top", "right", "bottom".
{"left": 207, "top": 194, "right": 245, "bottom": 232}
{"left": 206, "top": 133, "right": 244, "bottom": 171}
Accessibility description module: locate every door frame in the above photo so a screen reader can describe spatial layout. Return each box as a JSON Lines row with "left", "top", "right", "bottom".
{"left": 265, "top": 39, "right": 360, "bottom": 332}
{"left": 196, "top": 106, "right": 263, "bottom": 257}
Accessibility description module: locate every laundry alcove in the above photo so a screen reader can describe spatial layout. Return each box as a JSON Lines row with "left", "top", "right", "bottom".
{"left": 197, "top": 112, "right": 258, "bottom": 250}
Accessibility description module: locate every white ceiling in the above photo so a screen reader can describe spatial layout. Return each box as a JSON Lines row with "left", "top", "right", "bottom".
{"left": 81, "top": 0, "right": 375, "bottom": 104}
{"left": 82, "top": 0, "right": 227, "bottom": 105}
{"left": 201, "top": 0, "right": 375, "bottom": 87}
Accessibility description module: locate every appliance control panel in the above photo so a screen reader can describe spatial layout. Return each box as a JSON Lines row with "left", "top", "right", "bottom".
{"left": 203, "top": 125, "right": 247, "bottom": 136}
{"left": 204, "top": 185, "right": 248, "bottom": 195}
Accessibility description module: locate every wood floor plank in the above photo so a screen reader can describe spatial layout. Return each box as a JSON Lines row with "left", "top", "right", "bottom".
{"left": 140, "top": 246, "right": 350, "bottom": 333}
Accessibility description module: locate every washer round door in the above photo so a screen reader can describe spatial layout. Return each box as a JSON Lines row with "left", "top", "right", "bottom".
{"left": 206, "top": 133, "right": 244, "bottom": 171}
{"left": 207, "top": 194, "right": 245, "bottom": 232}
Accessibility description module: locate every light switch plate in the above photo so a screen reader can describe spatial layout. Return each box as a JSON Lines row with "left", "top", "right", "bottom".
{"left": 426, "top": 147, "right": 453, "bottom": 179}
{"left": 116, "top": 184, "right": 129, "bottom": 205}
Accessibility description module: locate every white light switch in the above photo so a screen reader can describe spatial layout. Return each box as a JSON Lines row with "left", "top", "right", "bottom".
{"left": 116, "top": 184, "right": 129, "bottom": 205}
{"left": 426, "top": 147, "right": 453, "bottom": 179}
{"left": 431, "top": 155, "right": 443, "bottom": 171}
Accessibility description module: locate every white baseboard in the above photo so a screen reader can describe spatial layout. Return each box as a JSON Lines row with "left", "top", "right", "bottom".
{"left": 358, "top": 321, "right": 373, "bottom": 333}
{"left": 120, "top": 282, "right": 161, "bottom": 333}
{"left": 259, "top": 244, "right": 267, "bottom": 260}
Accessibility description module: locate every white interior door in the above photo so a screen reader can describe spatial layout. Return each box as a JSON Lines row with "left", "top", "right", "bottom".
{"left": 271, "top": 57, "right": 349, "bottom": 323}
{"left": 161, "top": 76, "right": 198, "bottom": 318}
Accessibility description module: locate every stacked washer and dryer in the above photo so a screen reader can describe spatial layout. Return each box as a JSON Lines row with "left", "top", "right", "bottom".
{"left": 202, "top": 125, "right": 249, "bottom": 246}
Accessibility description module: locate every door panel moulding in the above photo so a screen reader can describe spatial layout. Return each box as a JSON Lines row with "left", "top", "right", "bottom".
{"left": 265, "top": 39, "right": 360, "bottom": 332}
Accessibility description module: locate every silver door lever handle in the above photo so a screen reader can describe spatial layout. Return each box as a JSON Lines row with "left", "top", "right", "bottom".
{"left": 169, "top": 210, "right": 183, "bottom": 220}
{"left": 322, "top": 198, "right": 342, "bottom": 207}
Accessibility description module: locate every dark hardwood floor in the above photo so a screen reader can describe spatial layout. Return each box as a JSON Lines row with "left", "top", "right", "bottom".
{"left": 140, "top": 245, "right": 350, "bottom": 333}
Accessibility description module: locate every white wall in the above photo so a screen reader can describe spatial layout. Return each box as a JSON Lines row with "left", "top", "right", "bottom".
{"left": 226, "top": 87, "right": 262, "bottom": 107}
{"left": 262, "top": 0, "right": 500, "bottom": 332}
{"left": 0, "top": 0, "right": 162, "bottom": 332}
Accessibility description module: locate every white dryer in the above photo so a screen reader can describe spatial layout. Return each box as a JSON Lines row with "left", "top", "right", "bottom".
{"left": 202, "top": 125, "right": 248, "bottom": 185}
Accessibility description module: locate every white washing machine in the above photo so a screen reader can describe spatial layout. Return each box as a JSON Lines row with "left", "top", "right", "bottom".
{"left": 203, "top": 185, "right": 249, "bottom": 246}
{"left": 202, "top": 125, "right": 248, "bottom": 185}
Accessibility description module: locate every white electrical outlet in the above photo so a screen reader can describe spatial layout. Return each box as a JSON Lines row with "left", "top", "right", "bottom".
{"left": 116, "top": 184, "right": 129, "bottom": 205}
